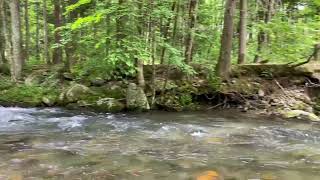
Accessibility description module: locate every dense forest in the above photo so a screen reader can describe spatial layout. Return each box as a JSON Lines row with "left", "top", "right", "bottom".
{"left": 0, "top": 0, "right": 318, "bottom": 81}
{"left": 0, "top": 0, "right": 319, "bottom": 113}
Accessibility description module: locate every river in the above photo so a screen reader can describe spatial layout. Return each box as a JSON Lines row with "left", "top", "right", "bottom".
{"left": 0, "top": 107, "right": 319, "bottom": 179}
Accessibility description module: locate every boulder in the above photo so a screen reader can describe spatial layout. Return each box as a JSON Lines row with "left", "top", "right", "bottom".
{"left": 280, "top": 110, "right": 320, "bottom": 122}
{"left": 126, "top": 83, "right": 150, "bottom": 111}
{"left": 65, "top": 84, "right": 91, "bottom": 103}
{"left": 95, "top": 98, "right": 125, "bottom": 112}
{"left": 62, "top": 72, "right": 74, "bottom": 81}
{"left": 154, "top": 78, "right": 178, "bottom": 92}
{"left": 42, "top": 96, "right": 56, "bottom": 107}
{"left": 25, "top": 73, "right": 44, "bottom": 86}
{"left": 90, "top": 78, "right": 105, "bottom": 86}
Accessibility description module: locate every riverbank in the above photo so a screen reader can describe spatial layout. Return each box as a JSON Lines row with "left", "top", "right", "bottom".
{"left": 1, "top": 63, "right": 320, "bottom": 121}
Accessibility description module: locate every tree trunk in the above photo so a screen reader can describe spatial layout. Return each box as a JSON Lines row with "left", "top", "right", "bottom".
{"left": 313, "top": 44, "right": 320, "bottom": 61}
{"left": 1, "top": 0, "right": 11, "bottom": 64}
{"left": 238, "top": 0, "right": 247, "bottom": 64}
{"left": 35, "top": 1, "right": 40, "bottom": 61}
{"left": 0, "top": 0, "right": 4, "bottom": 65}
{"left": 136, "top": 0, "right": 145, "bottom": 88}
{"left": 43, "top": 0, "right": 50, "bottom": 64}
{"left": 149, "top": 0, "right": 156, "bottom": 107}
{"left": 159, "top": 1, "right": 176, "bottom": 64}
{"left": 184, "top": 0, "right": 198, "bottom": 64}
{"left": 24, "top": 0, "right": 29, "bottom": 62}
{"left": 9, "top": 0, "right": 23, "bottom": 81}
{"left": 64, "top": 0, "right": 78, "bottom": 71}
{"left": 254, "top": 0, "right": 274, "bottom": 63}
{"left": 116, "top": 0, "right": 127, "bottom": 44}
{"left": 215, "top": 0, "right": 236, "bottom": 81}
{"left": 52, "top": 0, "right": 63, "bottom": 64}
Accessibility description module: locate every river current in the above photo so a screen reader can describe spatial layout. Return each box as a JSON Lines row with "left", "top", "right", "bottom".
{"left": 0, "top": 107, "right": 320, "bottom": 179}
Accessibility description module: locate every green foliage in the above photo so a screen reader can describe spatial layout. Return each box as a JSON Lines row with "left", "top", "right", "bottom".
{"left": 254, "top": 15, "right": 319, "bottom": 63}
{"left": 179, "top": 94, "right": 193, "bottom": 106}
{"left": 65, "top": 0, "right": 92, "bottom": 14}
{"left": 208, "top": 74, "right": 222, "bottom": 91}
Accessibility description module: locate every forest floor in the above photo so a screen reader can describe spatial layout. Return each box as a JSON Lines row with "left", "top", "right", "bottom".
{"left": 1, "top": 62, "right": 320, "bottom": 122}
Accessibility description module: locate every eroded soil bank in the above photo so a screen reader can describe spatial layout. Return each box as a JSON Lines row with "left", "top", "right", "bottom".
{"left": 1, "top": 63, "right": 320, "bottom": 121}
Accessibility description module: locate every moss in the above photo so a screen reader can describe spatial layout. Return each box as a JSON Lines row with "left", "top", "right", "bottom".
{"left": 91, "top": 86, "right": 125, "bottom": 99}
{"left": 0, "top": 84, "right": 59, "bottom": 106}
{"left": 220, "top": 78, "right": 261, "bottom": 95}
{"left": 0, "top": 76, "right": 14, "bottom": 91}
{"left": 94, "top": 98, "right": 125, "bottom": 112}
{"left": 156, "top": 92, "right": 198, "bottom": 112}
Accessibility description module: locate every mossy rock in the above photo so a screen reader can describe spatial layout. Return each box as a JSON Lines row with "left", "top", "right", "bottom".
{"left": 126, "top": 83, "right": 150, "bottom": 111}
{"left": 156, "top": 92, "right": 196, "bottom": 112}
{"left": 220, "top": 79, "right": 261, "bottom": 95}
{"left": 153, "top": 78, "right": 178, "bottom": 92}
{"left": 0, "top": 84, "right": 59, "bottom": 107}
{"left": 94, "top": 98, "right": 125, "bottom": 112}
{"left": 280, "top": 110, "right": 320, "bottom": 122}
{"left": 64, "top": 83, "right": 92, "bottom": 103}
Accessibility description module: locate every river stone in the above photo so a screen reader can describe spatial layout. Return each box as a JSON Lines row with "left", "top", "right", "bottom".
{"left": 42, "top": 96, "right": 56, "bottom": 107}
{"left": 65, "top": 84, "right": 91, "bottom": 103}
{"left": 95, "top": 98, "right": 125, "bottom": 112}
{"left": 281, "top": 110, "right": 320, "bottom": 122}
{"left": 126, "top": 83, "right": 150, "bottom": 111}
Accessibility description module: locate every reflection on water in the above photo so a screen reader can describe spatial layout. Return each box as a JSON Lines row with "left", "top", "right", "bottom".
{"left": 0, "top": 107, "right": 320, "bottom": 179}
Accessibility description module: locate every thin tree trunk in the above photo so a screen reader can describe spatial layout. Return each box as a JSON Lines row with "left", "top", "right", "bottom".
{"left": 136, "top": 0, "right": 145, "bottom": 88}
{"left": 215, "top": 0, "right": 236, "bottom": 81}
{"left": 116, "top": 0, "right": 127, "bottom": 44}
{"left": 184, "top": 0, "right": 198, "bottom": 64}
{"left": 254, "top": 0, "right": 274, "bottom": 63}
{"left": 1, "top": 0, "right": 11, "bottom": 65}
{"left": 9, "top": 0, "right": 23, "bottom": 81}
{"left": 149, "top": 0, "right": 156, "bottom": 107}
{"left": 159, "top": 1, "right": 176, "bottom": 64}
{"left": 0, "top": 0, "right": 4, "bottom": 65}
{"left": 35, "top": 1, "right": 40, "bottom": 61}
{"left": 43, "top": 0, "right": 50, "bottom": 64}
{"left": 64, "top": 0, "right": 78, "bottom": 71}
{"left": 238, "top": 0, "right": 247, "bottom": 64}
{"left": 161, "top": 0, "right": 180, "bottom": 97}
{"left": 104, "top": 0, "right": 111, "bottom": 57}
{"left": 313, "top": 44, "right": 320, "bottom": 61}
{"left": 53, "top": 0, "right": 63, "bottom": 64}
{"left": 24, "top": 0, "right": 29, "bottom": 62}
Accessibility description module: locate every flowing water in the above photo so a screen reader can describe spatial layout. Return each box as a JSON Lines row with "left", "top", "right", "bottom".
{"left": 0, "top": 107, "right": 320, "bottom": 180}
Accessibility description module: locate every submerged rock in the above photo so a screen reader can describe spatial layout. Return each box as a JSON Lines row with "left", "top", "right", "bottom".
{"left": 280, "top": 110, "right": 320, "bottom": 122}
{"left": 196, "top": 171, "right": 220, "bottom": 180}
{"left": 126, "top": 83, "right": 150, "bottom": 111}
